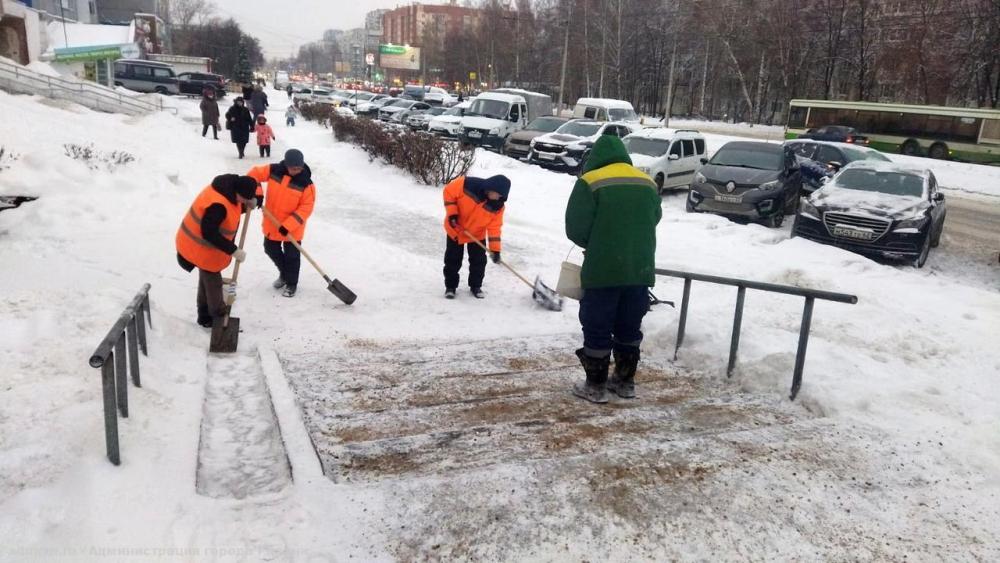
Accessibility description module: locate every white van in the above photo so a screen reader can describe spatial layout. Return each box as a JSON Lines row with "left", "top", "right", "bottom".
{"left": 573, "top": 98, "right": 640, "bottom": 124}
{"left": 458, "top": 91, "right": 529, "bottom": 150}
{"left": 622, "top": 128, "right": 707, "bottom": 193}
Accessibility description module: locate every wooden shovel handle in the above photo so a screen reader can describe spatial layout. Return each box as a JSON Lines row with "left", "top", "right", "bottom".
{"left": 225, "top": 204, "right": 253, "bottom": 307}
{"left": 260, "top": 206, "right": 329, "bottom": 280}
{"left": 462, "top": 229, "right": 534, "bottom": 289}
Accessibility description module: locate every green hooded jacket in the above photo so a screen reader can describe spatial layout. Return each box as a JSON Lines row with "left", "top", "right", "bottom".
{"left": 565, "top": 135, "right": 662, "bottom": 288}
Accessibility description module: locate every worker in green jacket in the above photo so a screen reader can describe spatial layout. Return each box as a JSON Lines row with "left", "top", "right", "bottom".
{"left": 565, "top": 135, "right": 662, "bottom": 403}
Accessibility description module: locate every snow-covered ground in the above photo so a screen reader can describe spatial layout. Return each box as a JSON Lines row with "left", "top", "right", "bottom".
{"left": 1, "top": 87, "right": 999, "bottom": 561}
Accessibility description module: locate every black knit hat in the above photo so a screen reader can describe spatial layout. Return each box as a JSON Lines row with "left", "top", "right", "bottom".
{"left": 235, "top": 176, "right": 258, "bottom": 199}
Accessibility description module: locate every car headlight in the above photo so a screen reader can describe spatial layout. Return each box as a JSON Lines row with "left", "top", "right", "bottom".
{"left": 457, "top": 126, "right": 465, "bottom": 134}
{"left": 799, "top": 199, "right": 821, "bottom": 219}
{"left": 758, "top": 180, "right": 781, "bottom": 191}
{"left": 894, "top": 216, "right": 928, "bottom": 231}
{"left": 694, "top": 172, "right": 707, "bottom": 184}
{"left": 489, "top": 128, "right": 499, "bottom": 135}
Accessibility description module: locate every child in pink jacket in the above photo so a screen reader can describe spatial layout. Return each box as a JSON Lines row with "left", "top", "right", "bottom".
{"left": 255, "top": 115, "right": 275, "bottom": 158}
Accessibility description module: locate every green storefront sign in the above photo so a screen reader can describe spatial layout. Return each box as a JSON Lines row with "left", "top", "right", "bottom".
{"left": 379, "top": 45, "right": 407, "bottom": 56}
{"left": 53, "top": 44, "right": 132, "bottom": 63}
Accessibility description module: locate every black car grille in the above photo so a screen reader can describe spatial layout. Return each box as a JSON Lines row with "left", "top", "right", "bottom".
{"left": 706, "top": 179, "right": 758, "bottom": 194}
{"left": 509, "top": 138, "right": 529, "bottom": 146}
{"left": 823, "top": 212, "right": 891, "bottom": 240}
{"left": 534, "top": 143, "right": 565, "bottom": 154}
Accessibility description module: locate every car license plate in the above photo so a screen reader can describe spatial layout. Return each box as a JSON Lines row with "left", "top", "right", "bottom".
{"left": 538, "top": 153, "right": 555, "bottom": 160}
{"left": 468, "top": 131, "right": 482, "bottom": 138}
{"left": 714, "top": 194, "right": 742, "bottom": 203}
{"left": 832, "top": 226, "right": 875, "bottom": 240}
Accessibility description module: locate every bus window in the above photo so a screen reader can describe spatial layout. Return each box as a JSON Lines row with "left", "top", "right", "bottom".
{"left": 808, "top": 108, "right": 837, "bottom": 128}
{"left": 787, "top": 106, "right": 808, "bottom": 128}
{"left": 982, "top": 119, "right": 1000, "bottom": 144}
{"left": 952, "top": 117, "right": 979, "bottom": 142}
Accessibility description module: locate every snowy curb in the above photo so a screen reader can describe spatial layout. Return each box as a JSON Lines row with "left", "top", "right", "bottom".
{"left": 258, "top": 345, "right": 325, "bottom": 483}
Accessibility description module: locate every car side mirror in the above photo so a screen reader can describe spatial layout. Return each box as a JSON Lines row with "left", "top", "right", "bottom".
{"left": 700, "top": 157, "right": 708, "bottom": 165}
{"left": 820, "top": 176, "right": 830, "bottom": 185}
{"left": 933, "top": 192, "right": 945, "bottom": 202}
{"left": 828, "top": 160, "right": 843, "bottom": 171}
{"left": 669, "top": 153, "right": 680, "bottom": 161}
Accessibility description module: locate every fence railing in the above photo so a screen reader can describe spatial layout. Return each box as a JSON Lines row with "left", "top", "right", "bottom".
{"left": 89, "top": 284, "right": 152, "bottom": 465}
{"left": 0, "top": 58, "right": 168, "bottom": 115}
{"left": 655, "top": 268, "right": 857, "bottom": 400}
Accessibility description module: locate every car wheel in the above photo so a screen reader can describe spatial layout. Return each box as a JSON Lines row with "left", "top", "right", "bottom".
{"left": 654, "top": 173, "right": 665, "bottom": 194}
{"left": 790, "top": 212, "right": 801, "bottom": 238}
{"left": 928, "top": 142, "right": 949, "bottom": 160}
{"left": 901, "top": 139, "right": 920, "bottom": 156}
{"left": 154, "top": 86, "right": 168, "bottom": 95}
{"left": 931, "top": 214, "right": 945, "bottom": 247}
{"left": 914, "top": 233, "right": 931, "bottom": 268}
{"left": 764, "top": 212, "right": 784, "bottom": 228}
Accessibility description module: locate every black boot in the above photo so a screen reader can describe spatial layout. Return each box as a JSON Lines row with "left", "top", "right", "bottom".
{"left": 197, "top": 305, "right": 212, "bottom": 328}
{"left": 572, "top": 348, "right": 610, "bottom": 404}
{"left": 608, "top": 346, "right": 640, "bottom": 399}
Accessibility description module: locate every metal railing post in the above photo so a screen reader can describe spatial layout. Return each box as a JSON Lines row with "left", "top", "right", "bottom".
{"left": 136, "top": 302, "right": 148, "bottom": 356}
{"left": 727, "top": 286, "right": 747, "bottom": 377}
{"left": 144, "top": 294, "right": 152, "bottom": 329}
{"left": 790, "top": 297, "right": 815, "bottom": 400}
{"left": 673, "top": 278, "right": 692, "bottom": 360}
{"left": 126, "top": 316, "right": 141, "bottom": 387}
{"left": 102, "top": 355, "right": 120, "bottom": 466}
{"left": 114, "top": 333, "right": 128, "bottom": 418}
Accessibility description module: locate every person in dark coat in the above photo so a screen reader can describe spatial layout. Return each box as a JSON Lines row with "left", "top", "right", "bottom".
{"left": 241, "top": 83, "right": 254, "bottom": 101}
{"left": 285, "top": 83, "right": 293, "bottom": 99}
{"left": 200, "top": 90, "right": 220, "bottom": 139}
{"left": 250, "top": 85, "right": 269, "bottom": 121}
{"left": 225, "top": 97, "right": 254, "bottom": 159}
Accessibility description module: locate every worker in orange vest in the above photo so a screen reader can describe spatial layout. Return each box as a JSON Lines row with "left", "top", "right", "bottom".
{"left": 175, "top": 174, "right": 258, "bottom": 327}
{"left": 246, "top": 149, "right": 315, "bottom": 298}
{"left": 442, "top": 175, "right": 511, "bottom": 299}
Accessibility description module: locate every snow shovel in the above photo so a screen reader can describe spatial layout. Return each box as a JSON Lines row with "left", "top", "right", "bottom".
{"left": 464, "top": 230, "right": 563, "bottom": 312}
{"left": 261, "top": 207, "right": 357, "bottom": 305}
{"left": 210, "top": 205, "right": 252, "bottom": 354}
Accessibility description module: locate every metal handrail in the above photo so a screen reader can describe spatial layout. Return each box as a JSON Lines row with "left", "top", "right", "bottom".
{"left": 89, "top": 284, "right": 152, "bottom": 466}
{"left": 655, "top": 268, "right": 857, "bottom": 400}
{"left": 0, "top": 58, "right": 166, "bottom": 114}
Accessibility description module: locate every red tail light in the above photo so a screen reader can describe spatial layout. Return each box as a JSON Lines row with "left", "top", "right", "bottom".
{"left": 846, "top": 135, "right": 854, "bottom": 143}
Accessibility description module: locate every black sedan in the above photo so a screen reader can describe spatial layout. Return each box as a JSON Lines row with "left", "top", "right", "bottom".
{"left": 687, "top": 141, "right": 802, "bottom": 228}
{"left": 797, "top": 125, "right": 869, "bottom": 145}
{"left": 792, "top": 161, "right": 946, "bottom": 268}
{"left": 177, "top": 72, "right": 227, "bottom": 97}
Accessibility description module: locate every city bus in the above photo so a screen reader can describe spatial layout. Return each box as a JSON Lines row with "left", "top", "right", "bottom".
{"left": 785, "top": 99, "right": 1000, "bottom": 164}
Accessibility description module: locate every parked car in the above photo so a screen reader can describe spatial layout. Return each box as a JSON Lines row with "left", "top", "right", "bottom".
{"left": 785, "top": 139, "right": 891, "bottom": 194}
{"left": 528, "top": 119, "right": 637, "bottom": 172}
{"left": 503, "top": 116, "right": 568, "bottom": 159}
{"left": 623, "top": 128, "right": 707, "bottom": 193}
{"left": 380, "top": 99, "right": 430, "bottom": 122}
{"left": 798, "top": 125, "right": 869, "bottom": 145}
{"left": 355, "top": 96, "right": 397, "bottom": 117}
{"left": 340, "top": 91, "right": 378, "bottom": 109}
{"left": 458, "top": 90, "right": 552, "bottom": 150}
{"left": 687, "top": 141, "right": 802, "bottom": 227}
{"left": 176, "top": 72, "right": 226, "bottom": 97}
{"left": 408, "top": 107, "right": 447, "bottom": 131}
{"left": 113, "top": 59, "right": 179, "bottom": 95}
{"left": 573, "top": 97, "right": 641, "bottom": 124}
{"left": 423, "top": 86, "right": 457, "bottom": 106}
{"left": 792, "top": 161, "right": 946, "bottom": 268}
{"left": 428, "top": 102, "right": 471, "bottom": 137}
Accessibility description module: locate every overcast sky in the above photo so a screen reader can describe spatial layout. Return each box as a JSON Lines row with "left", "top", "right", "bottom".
{"left": 211, "top": 0, "right": 404, "bottom": 58}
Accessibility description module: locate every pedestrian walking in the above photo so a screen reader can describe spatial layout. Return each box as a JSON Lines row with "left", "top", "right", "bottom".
{"left": 564, "top": 135, "right": 662, "bottom": 403}
{"left": 255, "top": 115, "right": 275, "bottom": 158}
{"left": 199, "top": 89, "right": 220, "bottom": 139}
{"left": 241, "top": 83, "right": 254, "bottom": 101}
{"left": 246, "top": 149, "right": 315, "bottom": 298}
{"left": 441, "top": 175, "right": 510, "bottom": 299}
{"left": 286, "top": 83, "right": 293, "bottom": 99}
{"left": 250, "top": 85, "right": 269, "bottom": 122}
{"left": 175, "top": 174, "right": 258, "bottom": 327}
{"left": 285, "top": 105, "right": 298, "bottom": 127}
{"left": 225, "top": 97, "right": 254, "bottom": 159}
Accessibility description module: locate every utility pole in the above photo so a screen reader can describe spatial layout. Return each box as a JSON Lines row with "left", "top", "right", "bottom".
{"left": 556, "top": 1, "right": 571, "bottom": 115}
{"left": 664, "top": 33, "right": 677, "bottom": 127}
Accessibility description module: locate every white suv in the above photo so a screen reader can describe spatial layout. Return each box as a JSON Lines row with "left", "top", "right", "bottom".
{"left": 622, "top": 128, "right": 707, "bottom": 193}
{"left": 528, "top": 119, "right": 638, "bottom": 173}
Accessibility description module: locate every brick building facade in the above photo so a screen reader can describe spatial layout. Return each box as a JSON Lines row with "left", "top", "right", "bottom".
{"left": 381, "top": 0, "right": 478, "bottom": 47}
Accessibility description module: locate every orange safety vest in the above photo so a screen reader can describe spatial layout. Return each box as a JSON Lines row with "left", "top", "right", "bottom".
{"left": 175, "top": 186, "right": 241, "bottom": 272}
{"left": 247, "top": 164, "right": 315, "bottom": 242}
{"left": 442, "top": 176, "right": 504, "bottom": 252}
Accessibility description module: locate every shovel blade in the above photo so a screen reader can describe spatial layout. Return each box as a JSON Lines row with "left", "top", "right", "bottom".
{"left": 209, "top": 316, "right": 240, "bottom": 353}
{"left": 327, "top": 278, "right": 357, "bottom": 305}
{"left": 532, "top": 276, "right": 564, "bottom": 312}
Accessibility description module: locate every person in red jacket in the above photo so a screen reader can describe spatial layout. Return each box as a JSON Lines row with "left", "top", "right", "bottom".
{"left": 246, "top": 149, "right": 315, "bottom": 298}
{"left": 175, "top": 174, "right": 258, "bottom": 327}
{"left": 442, "top": 174, "right": 511, "bottom": 299}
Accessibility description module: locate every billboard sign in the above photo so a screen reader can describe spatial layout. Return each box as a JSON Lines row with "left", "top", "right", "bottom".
{"left": 379, "top": 44, "right": 420, "bottom": 71}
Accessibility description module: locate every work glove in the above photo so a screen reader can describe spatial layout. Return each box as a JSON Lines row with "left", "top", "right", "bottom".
{"left": 245, "top": 198, "right": 258, "bottom": 210}
{"left": 278, "top": 226, "right": 289, "bottom": 237}
{"left": 448, "top": 215, "right": 459, "bottom": 229}
{"left": 491, "top": 251, "right": 501, "bottom": 264}
{"left": 232, "top": 249, "right": 246, "bottom": 263}
{"left": 225, "top": 281, "right": 237, "bottom": 300}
